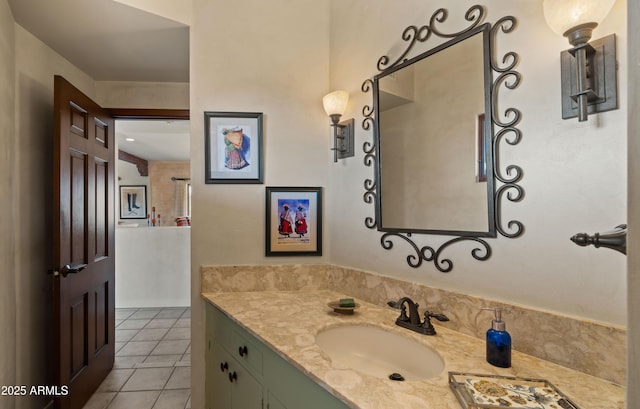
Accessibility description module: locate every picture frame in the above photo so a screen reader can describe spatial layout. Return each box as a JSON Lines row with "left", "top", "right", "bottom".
{"left": 119, "top": 185, "right": 148, "bottom": 219}
{"left": 205, "top": 111, "right": 264, "bottom": 184}
{"left": 265, "top": 187, "right": 322, "bottom": 256}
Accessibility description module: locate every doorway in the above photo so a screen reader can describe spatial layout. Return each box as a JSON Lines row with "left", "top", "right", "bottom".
{"left": 81, "top": 111, "right": 192, "bottom": 409}
{"left": 114, "top": 117, "right": 191, "bottom": 309}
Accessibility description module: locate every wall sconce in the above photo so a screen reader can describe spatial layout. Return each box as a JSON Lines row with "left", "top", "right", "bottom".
{"left": 543, "top": 0, "right": 618, "bottom": 121}
{"left": 322, "top": 90, "right": 354, "bottom": 162}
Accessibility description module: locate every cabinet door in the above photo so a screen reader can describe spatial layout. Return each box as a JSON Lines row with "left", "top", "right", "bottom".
{"left": 266, "top": 391, "right": 288, "bottom": 409}
{"left": 230, "top": 362, "right": 263, "bottom": 409}
{"left": 263, "top": 351, "right": 350, "bottom": 409}
{"left": 208, "top": 342, "right": 233, "bottom": 409}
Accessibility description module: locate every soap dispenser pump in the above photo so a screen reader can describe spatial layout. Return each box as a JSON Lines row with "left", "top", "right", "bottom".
{"left": 482, "top": 307, "right": 511, "bottom": 368}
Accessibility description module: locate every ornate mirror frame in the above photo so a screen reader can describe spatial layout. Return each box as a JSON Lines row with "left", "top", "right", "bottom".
{"left": 361, "top": 5, "right": 524, "bottom": 272}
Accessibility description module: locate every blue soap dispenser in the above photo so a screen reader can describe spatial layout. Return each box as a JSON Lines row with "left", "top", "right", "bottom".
{"left": 482, "top": 307, "right": 511, "bottom": 368}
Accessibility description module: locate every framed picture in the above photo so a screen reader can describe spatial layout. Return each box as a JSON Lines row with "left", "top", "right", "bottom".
{"left": 205, "top": 111, "right": 264, "bottom": 184}
{"left": 119, "top": 185, "right": 147, "bottom": 219}
{"left": 265, "top": 187, "right": 322, "bottom": 256}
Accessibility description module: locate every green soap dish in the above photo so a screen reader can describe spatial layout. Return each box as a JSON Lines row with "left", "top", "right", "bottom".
{"left": 327, "top": 300, "right": 360, "bottom": 315}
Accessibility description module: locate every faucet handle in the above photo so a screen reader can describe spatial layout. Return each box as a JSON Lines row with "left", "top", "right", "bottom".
{"left": 420, "top": 311, "right": 449, "bottom": 336}
{"left": 397, "top": 304, "right": 410, "bottom": 322}
{"left": 426, "top": 312, "right": 449, "bottom": 322}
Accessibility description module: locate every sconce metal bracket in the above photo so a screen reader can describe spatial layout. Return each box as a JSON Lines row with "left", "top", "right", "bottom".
{"left": 334, "top": 118, "right": 355, "bottom": 160}
{"left": 560, "top": 34, "right": 617, "bottom": 119}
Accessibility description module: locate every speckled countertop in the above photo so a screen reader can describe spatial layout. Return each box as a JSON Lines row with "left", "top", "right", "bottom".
{"left": 202, "top": 290, "right": 624, "bottom": 409}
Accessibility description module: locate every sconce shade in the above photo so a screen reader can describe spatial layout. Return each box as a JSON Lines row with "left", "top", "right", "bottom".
{"left": 322, "top": 90, "right": 349, "bottom": 117}
{"left": 543, "top": 0, "right": 615, "bottom": 36}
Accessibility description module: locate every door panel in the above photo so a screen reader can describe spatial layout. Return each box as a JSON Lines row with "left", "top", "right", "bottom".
{"left": 94, "top": 159, "right": 108, "bottom": 259}
{"left": 69, "top": 295, "right": 88, "bottom": 380}
{"left": 53, "top": 75, "right": 115, "bottom": 409}
{"left": 70, "top": 151, "right": 87, "bottom": 265}
{"left": 94, "top": 282, "right": 109, "bottom": 352}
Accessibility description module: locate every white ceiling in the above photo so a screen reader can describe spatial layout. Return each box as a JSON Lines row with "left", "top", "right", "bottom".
{"left": 8, "top": 0, "right": 189, "bottom": 82}
{"left": 9, "top": 0, "right": 191, "bottom": 161}
{"left": 117, "top": 119, "right": 190, "bottom": 161}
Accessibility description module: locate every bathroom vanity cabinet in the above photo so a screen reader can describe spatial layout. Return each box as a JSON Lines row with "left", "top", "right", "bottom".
{"left": 205, "top": 303, "right": 350, "bottom": 409}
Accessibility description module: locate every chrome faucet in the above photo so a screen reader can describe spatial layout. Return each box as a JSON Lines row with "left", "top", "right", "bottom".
{"left": 388, "top": 297, "right": 449, "bottom": 336}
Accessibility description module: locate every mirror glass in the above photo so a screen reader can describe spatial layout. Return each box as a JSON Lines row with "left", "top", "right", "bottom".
{"left": 375, "top": 27, "right": 493, "bottom": 235}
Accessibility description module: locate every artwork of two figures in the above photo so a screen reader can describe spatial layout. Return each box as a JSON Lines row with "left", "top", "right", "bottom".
{"left": 277, "top": 199, "right": 309, "bottom": 243}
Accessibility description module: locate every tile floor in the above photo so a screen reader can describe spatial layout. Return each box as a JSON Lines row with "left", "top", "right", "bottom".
{"left": 82, "top": 307, "right": 191, "bottom": 409}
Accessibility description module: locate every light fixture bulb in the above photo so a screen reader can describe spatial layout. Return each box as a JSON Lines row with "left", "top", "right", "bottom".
{"left": 543, "top": 0, "right": 615, "bottom": 37}
{"left": 322, "top": 90, "right": 349, "bottom": 117}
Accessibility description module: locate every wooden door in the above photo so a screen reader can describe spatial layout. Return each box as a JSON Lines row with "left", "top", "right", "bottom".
{"left": 52, "top": 75, "right": 115, "bottom": 409}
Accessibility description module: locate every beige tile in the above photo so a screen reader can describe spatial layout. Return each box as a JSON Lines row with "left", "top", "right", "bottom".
{"left": 121, "top": 367, "right": 174, "bottom": 391}
{"left": 114, "top": 356, "right": 147, "bottom": 369}
{"left": 96, "top": 369, "right": 134, "bottom": 392}
{"left": 156, "top": 308, "right": 186, "bottom": 319}
{"left": 107, "top": 391, "right": 160, "bottom": 409}
{"left": 152, "top": 389, "right": 190, "bottom": 409}
{"left": 185, "top": 396, "right": 191, "bottom": 409}
{"left": 165, "top": 367, "right": 190, "bottom": 390}
{"left": 135, "top": 362, "right": 175, "bottom": 369}
{"left": 144, "top": 354, "right": 182, "bottom": 364}
{"left": 115, "top": 309, "right": 138, "bottom": 320}
{"left": 132, "top": 328, "right": 169, "bottom": 342}
{"left": 114, "top": 342, "right": 125, "bottom": 354}
{"left": 173, "top": 318, "right": 190, "bottom": 328}
{"left": 163, "top": 327, "right": 190, "bottom": 340}
{"left": 81, "top": 391, "right": 115, "bottom": 409}
{"left": 151, "top": 340, "right": 189, "bottom": 356}
{"left": 136, "top": 354, "right": 181, "bottom": 368}
{"left": 118, "top": 341, "right": 159, "bottom": 356}
{"left": 145, "top": 319, "right": 177, "bottom": 329}
{"left": 130, "top": 309, "right": 161, "bottom": 319}
{"left": 115, "top": 329, "right": 140, "bottom": 342}
{"left": 117, "top": 319, "right": 151, "bottom": 330}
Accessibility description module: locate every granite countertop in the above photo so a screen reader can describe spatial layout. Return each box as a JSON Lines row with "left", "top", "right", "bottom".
{"left": 202, "top": 290, "right": 624, "bottom": 409}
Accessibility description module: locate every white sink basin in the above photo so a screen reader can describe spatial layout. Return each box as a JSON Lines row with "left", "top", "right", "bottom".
{"left": 315, "top": 325, "right": 444, "bottom": 381}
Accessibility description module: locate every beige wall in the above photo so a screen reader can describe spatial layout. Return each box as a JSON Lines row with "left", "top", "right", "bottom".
{"left": 2, "top": 0, "right": 636, "bottom": 408}
{"left": 628, "top": 0, "right": 639, "bottom": 406}
{"left": 112, "top": 0, "right": 192, "bottom": 25}
{"left": 329, "top": 0, "right": 628, "bottom": 326}
{"left": 117, "top": 160, "right": 190, "bottom": 224}
{"left": 11, "top": 21, "right": 96, "bottom": 409}
{"left": 189, "top": 0, "right": 330, "bottom": 407}
{"left": 0, "top": 0, "right": 16, "bottom": 406}
{"left": 95, "top": 80, "right": 189, "bottom": 109}
{"left": 149, "top": 161, "right": 190, "bottom": 223}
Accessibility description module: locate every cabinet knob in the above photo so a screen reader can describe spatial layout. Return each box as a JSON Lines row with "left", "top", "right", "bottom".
{"left": 228, "top": 371, "right": 237, "bottom": 383}
{"left": 238, "top": 345, "right": 248, "bottom": 357}
{"left": 220, "top": 361, "right": 228, "bottom": 372}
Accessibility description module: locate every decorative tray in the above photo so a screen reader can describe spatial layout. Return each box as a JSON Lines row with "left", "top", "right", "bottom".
{"left": 448, "top": 372, "right": 581, "bottom": 409}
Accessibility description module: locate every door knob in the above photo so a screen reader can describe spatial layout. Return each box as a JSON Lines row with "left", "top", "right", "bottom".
{"left": 61, "top": 263, "right": 87, "bottom": 277}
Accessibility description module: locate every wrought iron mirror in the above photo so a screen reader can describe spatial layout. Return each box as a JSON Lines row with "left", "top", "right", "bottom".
{"left": 362, "top": 6, "right": 524, "bottom": 272}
